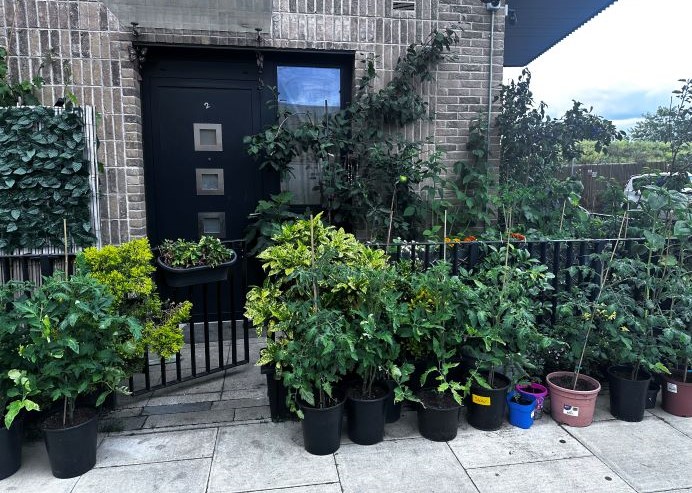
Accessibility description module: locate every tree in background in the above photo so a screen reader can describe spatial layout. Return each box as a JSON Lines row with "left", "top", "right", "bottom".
{"left": 496, "top": 68, "right": 624, "bottom": 186}
{"left": 630, "top": 79, "right": 692, "bottom": 175}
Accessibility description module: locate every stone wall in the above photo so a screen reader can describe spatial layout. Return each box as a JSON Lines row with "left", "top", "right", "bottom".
{"left": 1, "top": 0, "right": 504, "bottom": 244}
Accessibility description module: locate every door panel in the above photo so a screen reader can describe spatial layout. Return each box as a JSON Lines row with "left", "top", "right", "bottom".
{"left": 146, "top": 79, "right": 261, "bottom": 244}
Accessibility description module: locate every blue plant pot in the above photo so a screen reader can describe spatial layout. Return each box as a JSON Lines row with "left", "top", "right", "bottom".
{"left": 506, "top": 391, "right": 537, "bottom": 429}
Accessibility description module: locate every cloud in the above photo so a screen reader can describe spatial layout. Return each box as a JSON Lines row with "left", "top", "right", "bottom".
{"left": 504, "top": 0, "right": 692, "bottom": 132}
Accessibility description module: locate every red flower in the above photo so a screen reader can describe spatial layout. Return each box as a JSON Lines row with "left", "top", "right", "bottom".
{"left": 510, "top": 232, "right": 526, "bottom": 241}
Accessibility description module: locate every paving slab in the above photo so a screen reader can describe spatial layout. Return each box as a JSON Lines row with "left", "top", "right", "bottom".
{"left": 207, "top": 422, "right": 338, "bottom": 493}
{"left": 233, "top": 405, "right": 272, "bottom": 421}
{"left": 152, "top": 376, "right": 225, "bottom": 396}
{"left": 336, "top": 438, "right": 478, "bottom": 493}
{"left": 72, "top": 458, "right": 211, "bottom": 493}
{"left": 98, "top": 415, "right": 147, "bottom": 432}
{"left": 450, "top": 417, "right": 591, "bottom": 468}
{"left": 467, "top": 456, "right": 635, "bottom": 493}
{"left": 648, "top": 407, "right": 692, "bottom": 438}
{"left": 96, "top": 428, "right": 217, "bottom": 467}
{"left": 211, "top": 396, "right": 270, "bottom": 410}
{"left": 567, "top": 417, "right": 692, "bottom": 492}
{"left": 257, "top": 484, "right": 343, "bottom": 493}
{"left": 143, "top": 408, "right": 236, "bottom": 429}
{"left": 382, "top": 409, "right": 420, "bottom": 440}
{"left": 0, "top": 442, "right": 79, "bottom": 493}
{"left": 221, "top": 388, "right": 267, "bottom": 400}
{"left": 146, "top": 391, "right": 221, "bottom": 407}
{"left": 143, "top": 401, "right": 213, "bottom": 415}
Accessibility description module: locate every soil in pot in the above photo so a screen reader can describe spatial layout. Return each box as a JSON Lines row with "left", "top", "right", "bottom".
{"left": 661, "top": 371, "right": 692, "bottom": 417}
{"left": 299, "top": 398, "right": 345, "bottom": 455}
{"left": 43, "top": 408, "right": 98, "bottom": 478}
{"left": 0, "top": 419, "right": 23, "bottom": 480}
{"left": 416, "top": 389, "right": 461, "bottom": 441}
{"left": 546, "top": 371, "right": 601, "bottom": 427}
{"left": 466, "top": 372, "right": 511, "bottom": 431}
{"left": 346, "top": 383, "right": 390, "bottom": 445}
{"left": 607, "top": 365, "right": 651, "bottom": 422}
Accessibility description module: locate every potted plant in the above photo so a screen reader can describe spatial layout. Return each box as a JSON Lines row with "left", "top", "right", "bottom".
{"left": 157, "top": 236, "right": 237, "bottom": 287}
{"left": 647, "top": 187, "right": 692, "bottom": 417}
{"left": 461, "top": 239, "right": 556, "bottom": 431}
{"left": 246, "top": 214, "right": 389, "bottom": 420}
{"left": 11, "top": 273, "right": 142, "bottom": 478}
{"left": 0, "top": 281, "right": 40, "bottom": 480}
{"left": 79, "top": 238, "right": 193, "bottom": 367}
{"left": 506, "top": 390, "right": 538, "bottom": 429}
{"left": 401, "top": 262, "right": 473, "bottom": 441}
{"left": 345, "top": 264, "right": 405, "bottom": 446}
{"left": 0, "top": 370, "right": 40, "bottom": 480}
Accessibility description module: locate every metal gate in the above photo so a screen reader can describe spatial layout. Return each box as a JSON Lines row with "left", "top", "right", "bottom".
{"left": 0, "top": 241, "right": 251, "bottom": 396}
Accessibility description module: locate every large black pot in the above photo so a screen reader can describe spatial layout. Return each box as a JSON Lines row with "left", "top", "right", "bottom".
{"left": 466, "top": 371, "right": 511, "bottom": 431}
{"left": 645, "top": 380, "right": 660, "bottom": 409}
{"left": 300, "top": 398, "right": 345, "bottom": 455}
{"left": 0, "top": 419, "right": 22, "bottom": 480}
{"left": 260, "top": 362, "right": 294, "bottom": 421}
{"left": 417, "top": 390, "right": 461, "bottom": 441}
{"left": 346, "top": 383, "right": 390, "bottom": 445}
{"left": 43, "top": 409, "right": 98, "bottom": 478}
{"left": 607, "top": 365, "right": 651, "bottom": 422}
{"left": 384, "top": 380, "right": 402, "bottom": 423}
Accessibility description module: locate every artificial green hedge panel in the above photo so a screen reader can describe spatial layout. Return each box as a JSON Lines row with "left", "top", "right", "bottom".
{"left": 0, "top": 106, "right": 94, "bottom": 252}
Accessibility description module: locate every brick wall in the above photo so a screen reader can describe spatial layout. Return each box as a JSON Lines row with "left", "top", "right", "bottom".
{"left": 1, "top": 0, "right": 504, "bottom": 244}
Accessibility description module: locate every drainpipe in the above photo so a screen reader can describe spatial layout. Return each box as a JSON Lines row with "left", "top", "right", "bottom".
{"left": 485, "top": 2, "right": 501, "bottom": 156}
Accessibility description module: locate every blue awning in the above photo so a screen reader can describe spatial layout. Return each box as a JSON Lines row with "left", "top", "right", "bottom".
{"left": 504, "top": 0, "right": 618, "bottom": 67}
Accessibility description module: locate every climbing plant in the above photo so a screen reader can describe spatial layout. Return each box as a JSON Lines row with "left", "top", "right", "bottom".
{"left": 244, "top": 27, "right": 461, "bottom": 241}
{"left": 0, "top": 106, "right": 94, "bottom": 252}
{"left": 0, "top": 46, "right": 44, "bottom": 106}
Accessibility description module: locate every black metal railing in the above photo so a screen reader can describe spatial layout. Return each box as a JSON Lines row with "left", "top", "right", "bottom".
{"left": 0, "top": 240, "right": 251, "bottom": 396}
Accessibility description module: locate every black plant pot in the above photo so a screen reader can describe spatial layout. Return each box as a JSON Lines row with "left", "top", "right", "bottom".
{"left": 466, "top": 372, "right": 511, "bottom": 431}
{"left": 0, "top": 419, "right": 22, "bottom": 480}
{"left": 346, "top": 384, "right": 390, "bottom": 445}
{"left": 607, "top": 365, "right": 651, "bottom": 422}
{"left": 417, "top": 390, "right": 461, "bottom": 442}
{"left": 261, "top": 363, "right": 294, "bottom": 421}
{"left": 43, "top": 409, "right": 98, "bottom": 478}
{"left": 645, "top": 380, "right": 660, "bottom": 409}
{"left": 384, "top": 380, "right": 402, "bottom": 423}
{"left": 300, "top": 399, "right": 345, "bottom": 455}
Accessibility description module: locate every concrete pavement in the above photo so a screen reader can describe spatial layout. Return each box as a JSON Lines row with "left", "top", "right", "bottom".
{"left": 3, "top": 340, "right": 691, "bottom": 493}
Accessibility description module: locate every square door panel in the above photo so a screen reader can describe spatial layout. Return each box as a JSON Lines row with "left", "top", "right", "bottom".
{"left": 196, "top": 168, "right": 224, "bottom": 195}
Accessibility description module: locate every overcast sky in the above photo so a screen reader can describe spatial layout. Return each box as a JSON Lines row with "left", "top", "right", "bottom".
{"left": 503, "top": 0, "right": 692, "bottom": 132}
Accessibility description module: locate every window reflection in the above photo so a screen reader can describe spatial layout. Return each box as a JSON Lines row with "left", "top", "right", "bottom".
{"left": 277, "top": 66, "right": 342, "bottom": 206}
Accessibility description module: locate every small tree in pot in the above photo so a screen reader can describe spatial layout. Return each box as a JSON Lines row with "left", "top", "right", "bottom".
{"left": 400, "top": 262, "right": 475, "bottom": 441}
{"left": 11, "top": 273, "right": 142, "bottom": 478}
{"left": 345, "top": 264, "right": 407, "bottom": 445}
{"left": 461, "top": 240, "right": 556, "bottom": 431}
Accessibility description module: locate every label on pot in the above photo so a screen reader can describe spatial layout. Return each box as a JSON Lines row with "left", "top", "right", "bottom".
{"left": 563, "top": 405, "right": 579, "bottom": 417}
{"left": 667, "top": 382, "right": 678, "bottom": 394}
{"left": 472, "top": 394, "right": 491, "bottom": 406}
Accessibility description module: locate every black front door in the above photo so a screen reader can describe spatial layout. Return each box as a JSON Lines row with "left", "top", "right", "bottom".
{"left": 142, "top": 51, "right": 276, "bottom": 245}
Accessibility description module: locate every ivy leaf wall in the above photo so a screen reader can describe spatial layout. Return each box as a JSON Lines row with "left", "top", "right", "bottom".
{"left": 0, "top": 107, "right": 94, "bottom": 252}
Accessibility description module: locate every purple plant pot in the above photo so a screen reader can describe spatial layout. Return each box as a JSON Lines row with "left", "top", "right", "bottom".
{"left": 516, "top": 383, "right": 549, "bottom": 418}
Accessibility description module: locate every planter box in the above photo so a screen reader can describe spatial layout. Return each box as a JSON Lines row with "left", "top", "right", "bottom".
{"left": 156, "top": 252, "right": 237, "bottom": 288}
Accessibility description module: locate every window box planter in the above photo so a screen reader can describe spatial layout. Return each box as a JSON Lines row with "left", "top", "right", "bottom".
{"left": 156, "top": 251, "right": 237, "bottom": 288}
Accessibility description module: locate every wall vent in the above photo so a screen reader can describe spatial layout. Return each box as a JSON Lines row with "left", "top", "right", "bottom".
{"left": 392, "top": 1, "right": 415, "bottom": 12}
